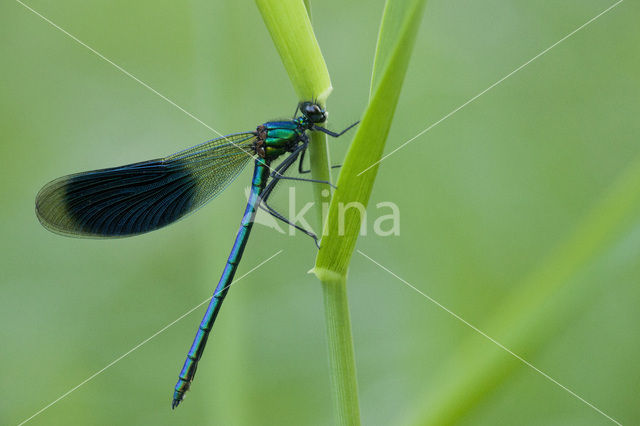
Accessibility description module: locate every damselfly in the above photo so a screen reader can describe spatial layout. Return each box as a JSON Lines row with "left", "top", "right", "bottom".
{"left": 35, "top": 102, "right": 357, "bottom": 408}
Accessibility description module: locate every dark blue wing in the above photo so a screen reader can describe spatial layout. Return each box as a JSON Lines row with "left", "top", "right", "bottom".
{"left": 35, "top": 133, "right": 256, "bottom": 238}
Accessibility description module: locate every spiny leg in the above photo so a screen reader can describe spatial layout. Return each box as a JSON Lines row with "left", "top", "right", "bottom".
{"left": 259, "top": 145, "right": 326, "bottom": 247}
{"left": 268, "top": 143, "right": 306, "bottom": 180}
{"left": 272, "top": 174, "right": 336, "bottom": 189}
{"left": 312, "top": 120, "right": 359, "bottom": 138}
{"left": 298, "top": 149, "right": 342, "bottom": 174}
{"left": 259, "top": 200, "right": 319, "bottom": 248}
{"left": 260, "top": 168, "right": 322, "bottom": 246}
{"left": 297, "top": 120, "right": 358, "bottom": 173}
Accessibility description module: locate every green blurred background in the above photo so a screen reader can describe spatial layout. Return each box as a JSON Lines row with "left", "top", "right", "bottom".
{"left": 2, "top": 0, "right": 639, "bottom": 424}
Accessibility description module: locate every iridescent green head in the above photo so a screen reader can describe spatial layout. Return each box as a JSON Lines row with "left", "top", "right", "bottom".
{"left": 299, "top": 101, "right": 327, "bottom": 125}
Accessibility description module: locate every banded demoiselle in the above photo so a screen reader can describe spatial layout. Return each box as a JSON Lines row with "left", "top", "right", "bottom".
{"left": 35, "top": 102, "right": 357, "bottom": 408}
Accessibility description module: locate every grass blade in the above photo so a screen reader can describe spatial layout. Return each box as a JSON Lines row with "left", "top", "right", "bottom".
{"left": 405, "top": 151, "right": 640, "bottom": 425}
{"left": 310, "top": 1, "right": 427, "bottom": 425}
{"left": 314, "top": 0, "right": 427, "bottom": 276}
{"left": 255, "top": 0, "right": 332, "bottom": 103}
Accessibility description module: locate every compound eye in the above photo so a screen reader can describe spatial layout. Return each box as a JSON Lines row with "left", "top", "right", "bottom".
{"left": 299, "top": 102, "right": 327, "bottom": 123}
{"left": 300, "top": 102, "right": 315, "bottom": 115}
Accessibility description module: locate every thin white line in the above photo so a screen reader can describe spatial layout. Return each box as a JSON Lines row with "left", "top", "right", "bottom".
{"left": 14, "top": 0, "right": 265, "bottom": 168}
{"left": 358, "top": 0, "right": 624, "bottom": 176}
{"left": 17, "top": 249, "right": 284, "bottom": 426}
{"left": 15, "top": 0, "right": 221, "bottom": 136}
{"left": 356, "top": 249, "right": 622, "bottom": 425}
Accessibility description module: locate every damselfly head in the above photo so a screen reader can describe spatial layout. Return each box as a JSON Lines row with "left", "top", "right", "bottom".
{"left": 299, "top": 101, "right": 327, "bottom": 124}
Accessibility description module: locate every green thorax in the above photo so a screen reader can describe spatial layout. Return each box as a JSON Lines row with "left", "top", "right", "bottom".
{"left": 254, "top": 117, "right": 311, "bottom": 161}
